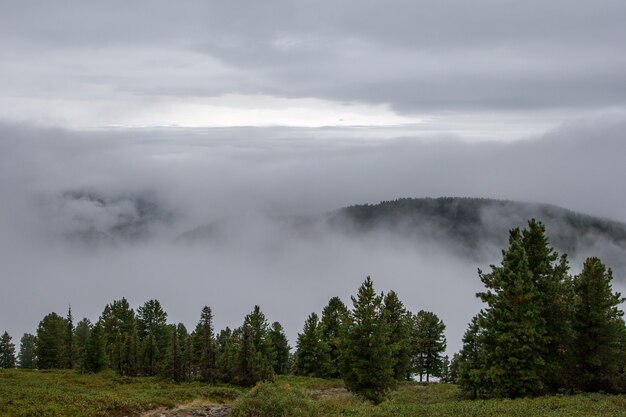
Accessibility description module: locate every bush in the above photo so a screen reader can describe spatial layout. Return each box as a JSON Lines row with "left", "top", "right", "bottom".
{"left": 230, "top": 382, "right": 317, "bottom": 417}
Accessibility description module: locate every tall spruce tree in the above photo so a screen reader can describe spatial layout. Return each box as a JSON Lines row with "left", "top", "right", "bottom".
{"left": 573, "top": 257, "right": 626, "bottom": 392}
{"left": 193, "top": 306, "right": 216, "bottom": 382}
{"left": 215, "top": 327, "right": 238, "bottom": 383}
{"left": 137, "top": 299, "right": 168, "bottom": 376}
{"left": 83, "top": 322, "right": 107, "bottom": 373}
{"left": 382, "top": 291, "right": 412, "bottom": 380}
{"left": 456, "top": 314, "right": 484, "bottom": 399}
{"left": 0, "top": 332, "right": 16, "bottom": 368}
{"left": 320, "top": 296, "right": 349, "bottom": 378}
{"left": 477, "top": 228, "right": 546, "bottom": 398}
{"left": 66, "top": 306, "right": 76, "bottom": 369}
{"left": 412, "top": 310, "right": 447, "bottom": 382}
{"left": 340, "top": 277, "right": 395, "bottom": 404}
{"left": 294, "top": 312, "right": 330, "bottom": 377}
{"left": 521, "top": 219, "right": 575, "bottom": 391}
{"left": 99, "top": 298, "right": 136, "bottom": 375}
{"left": 17, "top": 333, "right": 37, "bottom": 369}
{"left": 35, "top": 312, "right": 68, "bottom": 369}
{"left": 268, "top": 322, "right": 290, "bottom": 375}
{"left": 74, "top": 318, "right": 91, "bottom": 371}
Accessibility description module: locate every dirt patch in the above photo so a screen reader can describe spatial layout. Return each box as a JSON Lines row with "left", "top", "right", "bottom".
{"left": 306, "top": 387, "right": 351, "bottom": 400}
{"left": 141, "top": 401, "right": 231, "bottom": 417}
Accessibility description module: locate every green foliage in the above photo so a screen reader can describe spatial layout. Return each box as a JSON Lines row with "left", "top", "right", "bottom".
{"left": 476, "top": 228, "right": 546, "bottom": 398}
{"left": 17, "top": 333, "right": 36, "bottom": 369}
{"left": 0, "top": 369, "right": 243, "bottom": 417}
{"left": 234, "top": 306, "right": 275, "bottom": 386}
{"left": 230, "top": 382, "right": 316, "bottom": 417}
{"left": 412, "top": 310, "right": 447, "bottom": 382}
{"left": 83, "top": 322, "right": 107, "bottom": 373}
{"left": 136, "top": 299, "right": 168, "bottom": 376}
{"left": 192, "top": 305, "right": 216, "bottom": 382}
{"left": 0, "top": 332, "right": 16, "bottom": 369}
{"left": 382, "top": 291, "right": 412, "bottom": 381}
{"left": 295, "top": 313, "right": 330, "bottom": 377}
{"left": 573, "top": 257, "right": 626, "bottom": 392}
{"left": 340, "top": 277, "right": 395, "bottom": 404}
{"left": 456, "top": 314, "right": 484, "bottom": 398}
{"left": 35, "top": 312, "right": 68, "bottom": 369}
{"left": 268, "top": 322, "right": 290, "bottom": 375}
{"left": 320, "top": 296, "right": 349, "bottom": 378}
{"left": 98, "top": 298, "right": 137, "bottom": 376}
{"left": 522, "top": 220, "right": 576, "bottom": 392}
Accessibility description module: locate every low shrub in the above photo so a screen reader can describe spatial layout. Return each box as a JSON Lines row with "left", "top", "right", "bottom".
{"left": 230, "top": 382, "right": 317, "bottom": 417}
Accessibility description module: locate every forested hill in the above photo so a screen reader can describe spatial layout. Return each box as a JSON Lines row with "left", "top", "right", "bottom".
{"left": 328, "top": 197, "right": 626, "bottom": 268}
{"left": 178, "top": 197, "right": 626, "bottom": 276}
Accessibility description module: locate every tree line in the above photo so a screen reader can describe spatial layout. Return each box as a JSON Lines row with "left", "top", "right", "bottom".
{"left": 1, "top": 218, "right": 625, "bottom": 402}
{"left": 0, "top": 284, "right": 445, "bottom": 403}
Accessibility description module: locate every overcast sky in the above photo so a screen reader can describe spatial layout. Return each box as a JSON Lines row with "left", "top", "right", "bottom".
{"left": 1, "top": 0, "right": 625, "bottom": 134}
{"left": 1, "top": 1, "right": 626, "bottom": 355}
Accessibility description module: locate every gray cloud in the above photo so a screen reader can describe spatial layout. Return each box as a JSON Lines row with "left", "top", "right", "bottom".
{"left": 1, "top": 117, "right": 626, "bottom": 355}
{"left": 1, "top": 0, "right": 625, "bottom": 119}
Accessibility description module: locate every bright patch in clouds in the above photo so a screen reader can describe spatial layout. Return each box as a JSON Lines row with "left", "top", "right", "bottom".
{"left": 0, "top": 94, "right": 420, "bottom": 128}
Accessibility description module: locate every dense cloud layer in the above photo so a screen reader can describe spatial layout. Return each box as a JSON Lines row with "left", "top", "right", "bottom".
{"left": 1, "top": 117, "right": 626, "bottom": 354}
{"left": 1, "top": 0, "right": 625, "bottom": 127}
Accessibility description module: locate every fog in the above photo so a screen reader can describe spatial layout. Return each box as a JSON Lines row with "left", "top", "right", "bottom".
{"left": 1, "top": 117, "right": 626, "bottom": 354}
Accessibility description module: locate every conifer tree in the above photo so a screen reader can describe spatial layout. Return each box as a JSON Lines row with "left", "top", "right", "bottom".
{"left": 35, "top": 312, "right": 68, "bottom": 369}
{"left": 99, "top": 298, "right": 136, "bottom": 375}
{"left": 137, "top": 299, "right": 168, "bottom": 375}
{"left": 320, "top": 296, "right": 349, "bottom": 378}
{"left": 294, "top": 312, "right": 330, "bottom": 377}
{"left": 412, "top": 310, "right": 446, "bottom": 382}
{"left": 0, "top": 332, "right": 16, "bottom": 368}
{"left": 234, "top": 306, "right": 275, "bottom": 385}
{"left": 440, "top": 355, "right": 451, "bottom": 383}
{"left": 456, "top": 315, "right": 484, "bottom": 398}
{"left": 521, "top": 219, "right": 575, "bottom": 391}
{"left": 573, "top": 257, "right": 626, "bottom": 392}
{"left": 215, "top": 327, "right": 238, "bottom": 383}
{"left": 193, "top": 306, "right": 216, "bottom": 382}
{"left": 166, "top": 323, "right": 186, "bottom": 382}
{"left": 382, "top": 291, "right": 412, "bottom": 380}
{"left": 340, "top": 277, "right": 395, "bottom": 404}
{"left": 74, "top": 318, "right": 91, "bottom": 371}
{"left": 83, "top": 322, "right": 107, "bottom": 373}
{"left": 17, "top": 333, "right": 37, "bottom": 369}
{"left": 66, "top": 306, "right": 76, "bottom": 369}
{"left": 477, "top": 229, "right": 546, "bottom": 398}
{"left": 268, "top": 321, "right": 290, "bottom": 375}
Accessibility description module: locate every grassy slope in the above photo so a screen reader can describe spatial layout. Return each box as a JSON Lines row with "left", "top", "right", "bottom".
{"left": 279, "top": 376, "right": 626, "bottom": 417}
{"left": 0, "top": 369, "right": 241, "bottom": 417}
{"left": 2, "top": 371, "right": 626, "bottom": 417}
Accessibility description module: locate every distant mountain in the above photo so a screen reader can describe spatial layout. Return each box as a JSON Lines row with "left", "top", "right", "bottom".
{"left": 48, "top": 189, "right": 174, "bottom": 244}
{"left": 180, "top": 197, "right": 626, "bottom": 276}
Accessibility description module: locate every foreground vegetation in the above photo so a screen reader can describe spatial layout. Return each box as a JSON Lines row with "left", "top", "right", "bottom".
{"left": 3, "top": 371, "right": 626, "bottom": 417}
{"left": 0, "top": 369, "right": 241, "bottom": 417}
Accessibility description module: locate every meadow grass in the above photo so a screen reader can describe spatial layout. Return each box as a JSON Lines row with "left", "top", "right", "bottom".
{"left": 0, "top": 369, "right": 241, "bottom": 417}
{"left": 3, "top": 370, "right": 626, "bottom": 417}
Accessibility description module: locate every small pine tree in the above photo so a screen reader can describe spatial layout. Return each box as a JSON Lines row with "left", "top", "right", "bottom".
{"left": 83, "top": 322, "right": 107, "bottom": 373}
{"left": 573, "top": 257, "right": 626, "bottom": 392}
{"left": 215, "top": 327, "right": 238, "bottom": 383}
{"left": 320, "top": 296, "right": 349, "bottom": 378}
{"left": 0, "top": 332, "right": 16, "bottom": 368}
{"left": 456, "top": 314, "right": 484, "bottom": 399}
{"left": 193, "top": 306, "right": 216, "bottom": 382}
{"left": 412, "top": 310, "right": 446, "bottom": 382}
{"left": 382, "top": 291, "right": 412, "bottom": 380}
{"left": 35, "top": 312, "right": 68, "bottom": 369}
{"left": 340, "top": 277, "right": 395, "bottom": 404}
{"left": 268, "top": 322, "right": 291, "bottom": 375}
{"left": 294, "top": 312, "right": 330, "bottom": 377}
{"left": 137, "top": 299, "right": 168, "bottom": 376}
{"left": 74, "top": 319, "right": 91, "bottom": 371}
{"left": 17, "top": 333, "right": 37, "bottom": 369}
{"left": 66, "top": 306, "right": 76, "bottom": 369}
